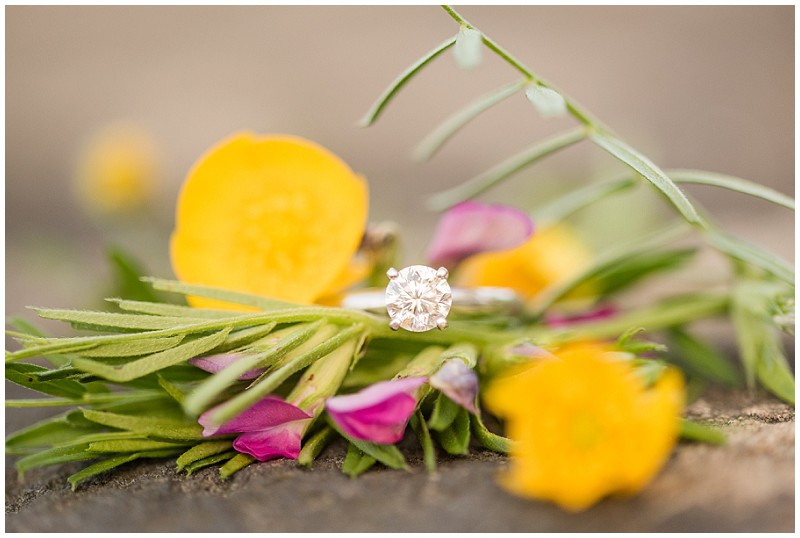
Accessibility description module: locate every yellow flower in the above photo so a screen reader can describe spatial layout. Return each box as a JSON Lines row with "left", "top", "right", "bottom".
{"left": 485, "top": 342, "right": 685, "bottom": 511}
{"left": 74, "top": 123, "right": 159, "bottom": 215}
{"left": 455, "top": 224, "right": 594, "bottom": 300}
{"left": 170, "top": 133, "right": 368, "bottom": 310}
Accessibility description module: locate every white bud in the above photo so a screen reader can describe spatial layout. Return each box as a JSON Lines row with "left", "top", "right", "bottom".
{"left": 454, "top": 26, "right": 483, "bottom": 71}
{"left": 525, "top": 85, "right": 567, "bottom": 118}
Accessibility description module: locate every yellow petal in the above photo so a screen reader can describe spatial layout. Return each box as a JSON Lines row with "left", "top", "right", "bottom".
{"left": 170, "top": 133, "right": 367, "bottom": 310}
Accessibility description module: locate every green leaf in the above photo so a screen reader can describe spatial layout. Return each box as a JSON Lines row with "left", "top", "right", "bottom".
{"left": 71, "top": 329, "right": 231, "bottom": 383}
{"left": 7, "top": 317, "right": 70, "bottom": 367}
{"left": 667, "top": 328, "right": 740, "bottom": 386}
{"left": 594, "top": 248, "right": 697, "bottom": 298}
{"left": 144, "top": 277, "right": 298, "bottom": 311}
{"left": 219, "top": 453, "right": 255, "bottom": 479}
{"left": 436, "top": 407, "right": 470, "bottom": 455}
{"left": 341, "top": 443, "right": 377, "bottom": 478}
{"left": 67, "top": 449, "right": 183, "bottom": 491}
{"left": 297, "top": 426, "right": 335, "bottom": 468}
{"left": 16, "top": 444, "right": 102, "bottom": 475}
{"left": 5, "top": 363, "right": 88, "bottom": 399}
{"left": 106, "top": 247, "right": 166, "bottom": 303}
{"left": 183, "top": 322, "right": 322, "bottom": 416}
{"left": 427, "top": 127, "right": 586, "bottom": 211}
{"left": 88, "top": 439, "right": 192, "bottom": 453}
{"left": 34, "top": 308, "right": 209, "bottom": 332}
{"left": 183, "top": 451, "right": 237, "bottom": 475}
{"left": 327, "top": 417, "right": 409, "bottom": 471}
{"left": 109, "top": 298, "right": 241, "bottom": 319}
{"left": 359, "top": 35, "right": 457, "bottom": 127}
{"left": 679, "top": 418, "right": 726, "bottom": 445}
{"left": 208, "top": 324, "right": 362, "bottom": 425}
{"left": 410, "top": 411, "right": 437, "bottom": 473}
{"left": 82, "top": 410, "right": 204, "bottom": 441}
{"left": 536, "top": 177, "right": 637, "bottom": 224}
{"left": 428, "top": 392, "right": 461, "bottom": 432}
{"left": 707, "top": 230, "right": 794, "bottom": 285}
{"left": 470, "top": 413, "right": 511, "bottom": 454}
{"left": 615, "top": 328, "right": 667, "bottom": 355}
{"left": 5, "top": 411, "right": 103, "bottom": 454}
{"left": 589, "top": 130, "right": 702, "bottom": 225}
{"left": 176, "top": 440, "right": 234, "bottom": 471}
{"left": 6, "top": 390, "right": 168, "bottom": 408}
{"left": 667, "top": 169, "right": 795, "bottom": 210}
{"left": 414, "top": 80, "right": 524, "bottom": 161}
{"left": 78, "top": 335, "right": 185, "bottom": 358}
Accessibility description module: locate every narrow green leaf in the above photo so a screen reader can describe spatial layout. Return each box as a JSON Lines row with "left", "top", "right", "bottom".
{"left": 589, "top": 130, "right": 702, "bottom": 225}
{"left": 109, "top": 298, "right": 241, "bottom": 319}
{"left": 707, "top": 230, "right": 794, "bottom": 285}
{"left": 144, "top": 277, "right": 297, "bottom": 311}
{"left": 414, "top": 80, "right": 524, "bottom": 161}
{"left": 327, "top": 417, "right": 409, "bottom": 471}
{"left": 470, "top": 413, "right": 511, "bottom": 454}
{"left": 594, "top": 248, "right": 697, "bottom": 297}
{"left": 668, "top": 169, "right": 795, "bottom": 210}
{"left": 410, "top": 411, "right": 437, "bottom": 473}
{"left": 82, "top": 410, "right": 204, "bottom": 441}
{"left": 219, "top": 453, "right": 255, "bottom": 479}
{"left": 342, "top": 443, "right": 377, "bottom": 478}
{"left": 183, "top": 450, "right": 237, "bottom": 475}
{"left": 7, "top": 317, "right": 70, "bottom": 367}
{"left": 157, "top": 374, "right": 188, "bottom": 404}
{"left": 667, "top": 328, "right": 740, "bottom": 386}
{"left": 437, "top": 407, "right": 470, "bottom": 455}
{"left": 106, "top": 247, "right": 165, "bottom": 303}
{"left": 183, "top": 322, "right": 322, "bottom": 416}
{"left": 89, "top": 439, "right": 191, "bottom": 453}
{"left": 17, "top": 444, "right": 102, "bottom": 475}
{"left": 209, "top": 325, "right": 362, "bottom": 425}
{"left": 34, "top": 308, "right": 208, "bottom": 332}
{"left": 536, "top": 177, "right": 637, "bottom": 224}
{"left": 5, "top": 363, "right": 88, "bottom": 399}
{"left": 71, "top": 329, "right": 231, "bottom": 383}
{"left": 755, "top": 342, "right": 795, "bottom": 405}
{"left": 5, "top": 412, "right": 103, "bottom": 454}
{"left": 428, "top": 392, "right": 461, "bottom": 432}
{"left": 79, "top": 336, "right": 185, "bottom": 358}
{"left": 359, "top": 35, "right": 457, "bottom": 127}
{"left": 679, "top": 418, "right": 726, "bottom": 445}
{"left": 297, "top": 426, "right": 335, "bottom": 468}
{"left": 6, "top": 390, "right": 167, "bottom": 408}
{"left": 176, "top": 440, "right": 234, "bottom": 471}
{"left": 427, "top": 127, "right": 586, "bottom": 211}
{"left": 67, "top": 448, "right": 183, "bottom": 491}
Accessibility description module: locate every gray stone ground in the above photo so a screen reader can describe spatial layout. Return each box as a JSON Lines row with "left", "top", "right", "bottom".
{"left": 5, "top": 390, "right": 794, "bottom": 532}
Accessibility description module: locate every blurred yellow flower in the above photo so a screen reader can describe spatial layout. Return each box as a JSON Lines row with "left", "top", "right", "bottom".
{"left": 170, "top": 133, "right": 368, "bottom": 310}
{"left": 485, "top": 342, "right": 685, "bottom": 511}
{"left": 455, "top": 224, "right": 593, "bottom": 300}
{"left": 74, "top": 124, "right": 159, "bottom": 215}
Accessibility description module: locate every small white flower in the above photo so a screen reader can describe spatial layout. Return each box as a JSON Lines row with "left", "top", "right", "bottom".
{"left": 525, "top": 84, "right": 567, "bottom": 118}
{"left": 454, "top": 26, "right": 483, "bottom": 71}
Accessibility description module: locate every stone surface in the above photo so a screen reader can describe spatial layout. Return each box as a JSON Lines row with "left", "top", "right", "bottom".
{"left": 385, "top": 265, "right": 452, "bottom": 332}
{"left": 5, "top": 390, "right": 794, "bottom": 532}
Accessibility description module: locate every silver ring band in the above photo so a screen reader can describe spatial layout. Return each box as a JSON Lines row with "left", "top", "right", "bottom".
{"left": 342, "top": 286, "right": 523, "bottom": 316}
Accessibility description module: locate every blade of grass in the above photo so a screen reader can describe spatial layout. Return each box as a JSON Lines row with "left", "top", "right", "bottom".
{"left": 668, "top": 169, "right": 794, "bottom": 210}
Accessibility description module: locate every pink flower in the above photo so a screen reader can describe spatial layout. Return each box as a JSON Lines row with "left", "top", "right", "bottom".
{"left": 429, "top": 359, "right": 479, "bottom": 414}
{"left": 189, "top": 352, "right": 265, "bottom": 380}
{"left": 545, "top": 305, "right": 617, "bottom": 328}
{"left": 325, "top": 377, "right": 427, "bottom": 444}
{"left": 199, "top": 396, "right": 312, "bottom": 461}
{"left": 426, "top": 201, "right": 534, "bottom": 267}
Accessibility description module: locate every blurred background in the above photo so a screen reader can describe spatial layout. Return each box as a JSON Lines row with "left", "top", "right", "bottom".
{"left": 5, "top": 5, "right": 794, "bottom": 325}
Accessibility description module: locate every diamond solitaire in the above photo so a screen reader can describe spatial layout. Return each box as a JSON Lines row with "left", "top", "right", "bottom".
{"left": 385, "top": 265, "right": 452, "bottom": 332}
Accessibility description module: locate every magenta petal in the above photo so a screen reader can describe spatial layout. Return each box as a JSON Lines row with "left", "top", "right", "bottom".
{"left": 199, "top": 395, "right": 311, "bottom": 437}
{"left": 426, "top": 201, "right": 534, "bottom": 267}
{"left": 429, "top": 359, "right": 479, "bottom": 414}
{"left": 188, "top": 353, "right": 266, "bottom": 380}
{"left": 544, "top": 305, "right": 617, "bottom": 328}
{"left": 325, "top": 377, "right": 427, "bottom": 444}
{"left": 232, "top": 419, "right": 309, "bottom": 461}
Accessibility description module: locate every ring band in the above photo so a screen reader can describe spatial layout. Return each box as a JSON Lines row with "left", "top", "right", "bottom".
{"left": 342, "top": 286, "right": 523, "bottom": 315}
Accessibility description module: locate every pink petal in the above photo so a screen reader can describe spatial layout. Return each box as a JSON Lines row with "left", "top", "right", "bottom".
{"left": 199, "top": 395, "right": 311, "bottom": 437}
{"left": 508, "top": 342, "right": 558, "bottom": 360}
{"left": 188, "top": 353, "right": 266, "bottom": 380}
{"left": 545, "top": 305, "right": 617, "bottom": 329}
{"left": 232, "top": 419, "right": 310, "bottom": 461}
{"left": 426, "top": 201, "right": 534, "bottom": 267}
{"left": 325, "top": 377, "right": 427, "bottom": 444}
{"left": 429, "top": 359, "right": 479, "bottom": 414}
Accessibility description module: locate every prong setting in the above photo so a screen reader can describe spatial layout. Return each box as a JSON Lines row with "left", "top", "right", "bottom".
{"left": 436, "top": 267, "right": 449, "bottom": 279}
{"left": 436, "top": 317, "right": 449, "bottom": 330}
{"left": 385, "top": 265, "right": 452, "bottom": 332}
{"left": 389, "top": 319, "right": 401, "bottom": 331}
{"left": 386, "top": 267, "right": 399, "bottom": 280}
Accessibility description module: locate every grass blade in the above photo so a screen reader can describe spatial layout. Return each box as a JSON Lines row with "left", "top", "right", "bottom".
{"left": 219, "top": 453, "right": 255, "bottom": 479}
{"left": 88, "top": 439, "right": 192, "bottom": 453}
{"left": 359, "top": 36, "right": 457, "bottom": 127}
{"left": 427, "top": 127, "right": 586, "bottom": 211}
{"left": 183, "top": 450, "right": 237, "bottom": 475}
{"left": 667, "top": 328, "right": 740, "bottom": 386}
{"left": 679, "top": 418, "right": 726, "bottom": 445}
{"left": 707, "top": 230, "right": 793, "bottom": 285}
{"left": 82, "top": 410, "right": 205, "bottom": 441}
{"left": 144, "top": 277, "right": 297, "bottom": 311}
{"left": 589, "top": 130, "right": 702, "bottom": 225}
{"left": 668, "top": 169, "right": 794, "bottom": 210}
{"left": 34, "top": 309, "right": 209, "bottom": 332}
{"left": 341, "top": 443, "right": 377, "bottom": 478}
{"left": 414, "top": 79, "right": 525, "bottom": 161}
{"left": 108, "top": 298, "right": 241, "bottom": 319}
{"left": 176, "top": 440, "right": 234, "bottom": 471}
{"left": 536, "top": 177, "right": 637, "bottom": 224}
{"left": 410, "top": 411, "right": 437, "bottom": 473}
{"left": 5, "top": 363, "right": 89, "bottom": 399}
